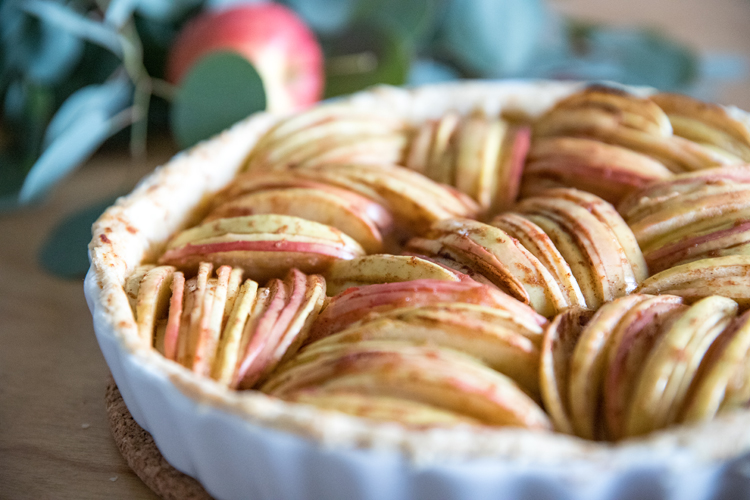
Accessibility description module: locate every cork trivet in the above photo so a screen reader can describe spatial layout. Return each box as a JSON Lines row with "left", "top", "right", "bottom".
{"left": 105, "top": 377, "right": 214, "bottom": 500}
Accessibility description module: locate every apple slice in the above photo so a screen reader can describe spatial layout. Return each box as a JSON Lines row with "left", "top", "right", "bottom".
{"left": 134, "top": 265, "right": 176, "bottom": 348}
{"left": 405, "top": 119, "right": 436, "bottom": 175}
{"left": 521, "top": 213, "right": 600, "bottom": 310}
{"left": 602, "top": 295, "right": 688, "bottom": 440}
{"left": 246, "top": 106, "right": 405, "bottom": 170}
{"left": 636, "top": 255, "right": 750, "bottom": 307}
{"left": 522, "top": 137, "right": 673, "bottom": 204}
{"left": 204, "top": 188, "right": 387, "bottom": 253}
{"left": 428, "top": 218, "right": 569, "bottom": 316}
{"left": 192, "top": 265, "right": 233, "bottom": 376}
{"left": 263, "top": 341, "right": 551, "bottom": 429}
{"left": 490, "top": 125, "right": 530, "bottom": 215}
{"left": 256, "top": 119, "right": 408, "bottom": 171}
{"left": 516, "top": 196, "right": 637, "bottom": 302}
{"left": 159, "top": 215, "right": 365, "bottom": 281}
{"left": 535, "top": 84, "right": 673, "bottom": 137}
{"left": 296, "top": 133, "right": 408, "bottom": 170}
{"left": 491, "top": 213, "right": 586, "bottom": 309}
{"left": 651, "top": 92, "right": 750, "bottom": 162}
{"left": 681, "top": 310, "right": 750, "bottom": 423}
{"left": 540, "top": 188, "right": 648, "bottom": 284}
{"left": 454, "top": 113, "right": 505, "bottom": 211}
{"left": 539, "top": 307, "right": 594, "bottom": 435}
{"left": 235, "top": 270, "right": 327, "bottom": 389}
{"left": 404, "top": 237, "right": 502, "bottom": 290}
{"left": 313, "top": 310, "right": 541, "bottom": 396}
{"left": 124, "top": 264, "right": 155, "bottom": 313}
{"left": 284, "top": 389, "right": 481, "bottom": 427}
{"left": 308, "top": 278, "right": 545, "bottom": 343}
{"left": 324, "top": 254, "right": 461, "bottom": 296}
{"left": 567, "top": 294, "right": 653, "bottom": 440}
{"left": 163, "top": 271, "right": 185, "bottom": 361}
{"left": 428, "top": 111, "right": 461, "bottom": 185}
{"left": 211, "top": 278, "right": 259, "bottom": 385}
{"left": 177, "top": 262, "right": 213, "bottom": 367}
{"left": 625, "top": 296, "right": 737, "bottom": 437}
{"left": 222, "top": 268, "right": 245, "bottom": 328}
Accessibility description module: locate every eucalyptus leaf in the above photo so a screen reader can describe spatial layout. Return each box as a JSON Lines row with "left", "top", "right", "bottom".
{"left": 323, "top": 22, "right": 411, "bottom": 98}
{"left": 39, "top": 195, "right": 121, "bottom": 278}
{"left": 1, "top": 0, "right": 85, "bottom": 85}
{"left": 170, "top": 51, "right": 266, "bottom": 149}
{"left": 282, "top": 0, "right": 359, "bottom": 34}
{"left": 407, "top": 58, "right": 460, "bottom": 86}
{"left": 437, "top": 0, "right": 548, "bottom": 77}
{"left": 19, "top": 110, "right": 117, "bottom": 204}
{"left": 21, "top": 0, "right": 124, "bottom": 57}
{"left": 355, "top": 0, "right": 445, "bottom": 48}
{"left": 44, "top": 76, "right": 133, "bottom": 148}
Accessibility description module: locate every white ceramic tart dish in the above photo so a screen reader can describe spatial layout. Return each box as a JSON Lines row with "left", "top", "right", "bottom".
{"left": 85, "top": 80, "right": 750, "bottom": 500}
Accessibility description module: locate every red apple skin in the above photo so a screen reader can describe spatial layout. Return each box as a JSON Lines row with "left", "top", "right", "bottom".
{"left": 166, "top": 3, "right": 324, "bottom": 112}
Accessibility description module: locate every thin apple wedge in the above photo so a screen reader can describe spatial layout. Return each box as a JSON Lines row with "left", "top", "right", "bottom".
{"left": 312, "top": 310, "right": 542, "bottom": 396}
{"left": 539, "top": 188, "right": 648, "bottom": 284}
{"left": 567, "top": 294, "right": 653, "bottom": 440}
{"left": 284, "top": 389, "right": 481, "bottom": 427}
{"left": 163, "top": 271, "right": 185, "bottom": 361}
{"left": 211, "top": 277, "right": 259, "bottom": 385}
{"left": 324, "top": 254, "right": 461, "bottom": 296}
{"left": 177, "top": 262, "right": 213, "bottom": 368}
{"left": 426, "top": 218, "right": 569, "bottom": 316}
{"left": 296, "top": 163, "right": 480, "bottom": 228}
{"left": 308, "top": 278, "right": 545, "bottom": 343}
{"left": 159, "top": 215, "right": 365, "bottom": 282}
{"left": 263, "top": 341, "right": 551, "bottom": 429}
{"left": 625, "top": 296, "right": 737, "bottom": 437}
{"left": 637, "top": 255, "right": 750, "bottom": 305}
{"left": 491, "top": 212, "right": 586, "bottom": 309}
{"left": 192, "top": 265, "right": 233, "bottom": 376}
{"left": 405, "top": 119, "right": 436, "bottom": 175}
{"left": 204, "top": 187, "right": 387, "bottom": 253}
{"left": 651, "top": 93, "right": 750, "bottom": 162}
{"left": 454, "top": 112, "right": 504, "bottom": 212}
{"left": 124, "top": 264, "right": 155, "bottom": 313}
{"left": 681, "top": 310, "right": 750, "bottom": 423}
{"left": 246, "top": 108, "right": 407, "bottom": 171}
{"left": 535, "top": 84, "right": 673, "bottom": 137}
{"left": 404, "top": 238, "right": 502, "bottom": 289}
{"left": 428, "top": 111, "right": 461, "bottom": 185}
{"left": 295, "top": 133, "right": 408, "bottom": 169}
{"left": 134, "top": 265, "right": 176, "bottom": 348}
{"left": 490, "top": 125, "right": 530, "bottom": 215}
{"left": 603, "top": 295, "right": 688, "bottom": 440}
{"left": 522, "top": 137, "right": 673, "bottom": 204}
{"left": 515, "top": 196, "right": 638, "bottom": 303}
{"left": 540, "top": 307, "right": 595, "bottom": 435}
{"left": 234, "top": 270, "right": 326, "bottom": 389}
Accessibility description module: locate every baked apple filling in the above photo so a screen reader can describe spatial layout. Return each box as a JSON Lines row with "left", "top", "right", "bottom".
{"left": 123, "top": 84, "right": 750, "bottom": 440}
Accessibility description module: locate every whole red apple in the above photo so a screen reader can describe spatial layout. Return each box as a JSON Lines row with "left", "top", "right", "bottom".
{"left": 166, "top": 3, "right": 324, "bottom": 113}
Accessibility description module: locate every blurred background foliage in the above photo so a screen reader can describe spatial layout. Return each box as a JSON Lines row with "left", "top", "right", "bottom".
{"left": 0, "top": 0, "right": 737, "bottom": 210}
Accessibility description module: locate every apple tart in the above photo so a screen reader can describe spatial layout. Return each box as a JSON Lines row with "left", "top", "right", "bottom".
{"left": 86, "top": 81, "right": 750, "bottom": 500}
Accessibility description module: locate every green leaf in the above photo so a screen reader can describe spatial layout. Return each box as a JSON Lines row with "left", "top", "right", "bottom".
{"left": 354, "top": 0, "right": 446, "bottom": 49}
{"left": 436, "top": 0, "right": 548, "bottom": 77}
{"left": 323, "top": 22, "right": 411, "bottom": 99}
{"left": 170, "top": 50, "right": 266, "bottom": 149}
{"left": 19, "top": 110, "right": 117, "bottom": 204}
{"left": 38, "top": 196, "right": 121, "bottom": 278}
{"left": 44, "top": 75, "right": 133, "bottom": 148}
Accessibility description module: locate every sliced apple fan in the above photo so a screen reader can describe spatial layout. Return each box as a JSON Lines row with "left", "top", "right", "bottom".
{"left": 128, "top": 85, "right": 750, "bottom": 436}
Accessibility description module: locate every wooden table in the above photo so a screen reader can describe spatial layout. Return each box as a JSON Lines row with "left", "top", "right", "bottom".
{"left": 0, "top": 149, "right": 170, "bottom": 500}
{"left": 1, "top": 1, "right": 749, "bottom": 497}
